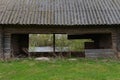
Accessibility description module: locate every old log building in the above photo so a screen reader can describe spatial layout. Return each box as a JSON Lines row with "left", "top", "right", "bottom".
{"left": 0, "top": 0, "right": 120, "bottom": 59}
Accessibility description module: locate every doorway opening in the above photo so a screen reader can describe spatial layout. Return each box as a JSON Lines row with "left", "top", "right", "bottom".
{"left": 68, "top": 33, "right": 113, "bottom": 58}
{"left": 29, "top": 34, "right": 91, "bottom": 57}
{"left": 11, "top": 33, "right": 113, "bottom": 58}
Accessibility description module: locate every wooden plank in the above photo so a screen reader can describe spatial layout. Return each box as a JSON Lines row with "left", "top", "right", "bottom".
{"left": 85, "top": 49, "right": 115, "bottom": 58}
{"left": 0, "top": 27, "right": 3, "bottom": 59}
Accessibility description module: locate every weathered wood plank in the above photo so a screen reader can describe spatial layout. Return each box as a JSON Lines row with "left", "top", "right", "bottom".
{"left": 116, "top": 28, "right": 120, "bottom": 57}
{"left": 85, "top": 49, "right": 115, "bottom": 58}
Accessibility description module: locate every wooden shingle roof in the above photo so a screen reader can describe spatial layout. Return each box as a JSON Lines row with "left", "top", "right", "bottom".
{"left": 0, "top": 0, "right": 120, "bottom": 25}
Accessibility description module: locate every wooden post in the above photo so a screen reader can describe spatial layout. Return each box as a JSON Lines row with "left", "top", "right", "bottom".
{"left": 3, "top": 33, "right": 11, "bottom": 60}
{"left": 0, "top": 26, "right": 5, "bottom": 60}
{"left": 112, "top": 29, "right": 119, "bottom": 58}
{"left": 116, "top": 30, "right": 120, "bottom": 58}
{"left": 53, "top": 34, "right": 55, "bottom": 53}
{"left": 0, "top": 27, "right": 3, "bottom": 60}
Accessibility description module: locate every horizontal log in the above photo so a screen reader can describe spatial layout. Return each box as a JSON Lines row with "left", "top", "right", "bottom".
{"left": 85, "top": 49, "right": 115, "bottom": 58}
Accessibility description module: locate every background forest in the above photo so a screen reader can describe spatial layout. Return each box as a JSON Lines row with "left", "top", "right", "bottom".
{"left": 29, "top": 34, "right": 92, "bottom": 51}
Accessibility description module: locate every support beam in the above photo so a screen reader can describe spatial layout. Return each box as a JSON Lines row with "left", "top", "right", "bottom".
{"left": 0, "top": 27, "right": 3, "bottom": 60}
{"left": 53, "top": 34, "right": 55, "bottom": 53}
{"left": 116, "top": 30, "right": 120, "bottom": 58}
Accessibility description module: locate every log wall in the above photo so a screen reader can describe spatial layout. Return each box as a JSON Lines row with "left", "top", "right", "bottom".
{"left": 85, "top": 49, "right": 115, "bottom": 58}
{"left": 3, "top": 33, "right": 11, "bottom": 59}
{"left": 0, "top": 26, "right": 119, "bottom": 59}
{"left": 4, "top": 26, "right": 115, "bottom": 34}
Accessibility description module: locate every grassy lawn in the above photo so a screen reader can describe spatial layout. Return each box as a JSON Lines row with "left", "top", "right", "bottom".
{"left": 0, "top": 58, "right": 120, "bottom": 80}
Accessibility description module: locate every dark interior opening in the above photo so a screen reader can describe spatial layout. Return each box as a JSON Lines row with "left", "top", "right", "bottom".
{"left": 68, "top": 33, "right": 112, "bottom": 49}
{"left": 11, "top": 33, "right": 112, "bottom": 58}
{"left": 11, "top": 34, "right": 29, "bottom": 57}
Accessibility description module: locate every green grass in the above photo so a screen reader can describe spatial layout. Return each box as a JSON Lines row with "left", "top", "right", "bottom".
{"left": 0, "top": 58, "right": 120, "bottom": 80}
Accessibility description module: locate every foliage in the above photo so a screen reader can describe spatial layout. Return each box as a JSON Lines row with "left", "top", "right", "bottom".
{"left": 29, "top": 34, "right": 53, "bottom": 47}
{"left": 55, "top": 34, "right": 70, "bottom": 51}
{"left": 29, "top": 34, "right": 92, "bottom": 51}
{"left": 0, "top": 59, "right": 120, "bottom": 80}
{"left": 69, "top": 39, "right": 91, "bottom": 51}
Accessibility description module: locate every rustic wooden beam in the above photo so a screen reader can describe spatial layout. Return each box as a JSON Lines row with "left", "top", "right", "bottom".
{"left": 0, "top": 36, "right": 2, "bottom": 59}
{"left": 0, "top": 26, "right": 6, "bottom": 61}
{"left": 53, "top": 34, "right": 55, "bottom": 53}
{"left": 116, "top": 28, "right": 120, "bottom": 58}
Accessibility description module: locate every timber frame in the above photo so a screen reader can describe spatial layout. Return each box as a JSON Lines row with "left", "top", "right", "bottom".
{"left": 0, "top": 25, "right": 120, "bottom": 59}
